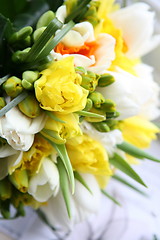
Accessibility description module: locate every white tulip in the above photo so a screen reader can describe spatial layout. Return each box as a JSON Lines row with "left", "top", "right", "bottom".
{"left": 134, "top": 63, "right": 160, "bottom": 120}
{"left": 0, "top": 107, "right": 46, "bottom": 151}
{"left": 110, "top": 2, "right": 160, "bottom": 58}
{"left": 28, "top": 158, "right": 59, "bottom": 202}
{"left": 41, "top": 173, "right": 101, "bottom": 230}
{"left": 98, "top": 67, "right": 155, "bottom": 120}
{"left": 81, "top": 121, "right": 123, "bottom": 157}
{"left": 0, "top": 150, "right": 23, "bottom": 180}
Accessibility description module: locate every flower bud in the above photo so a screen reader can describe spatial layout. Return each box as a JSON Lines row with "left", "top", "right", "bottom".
{"left": 92, "top": 121, "right": 110, "bottom": 132}
{"left": 106, "top": 111, "right": 120, "bottom": 119}
{"left": 9, "top": 26, "right": 33, "bottom": 44}
{"left": 81, "top": 71, "right": 100, "bottom": 93}
{"left": 0, "top": 97, "right": 6, "bottom": 109}
{"left": 36, "top": 10, "right": 55, "bottom": 29}
{"left": 22, "top": 71, "right": 39, "bottom": 90}
{"left": 101, "top": 99, "right": 116, "bottom": 112}
{"left": 18, "top": 95, "right": 41, "bottom": 118}
{"left": 33, "top": 27, "right": 46, "bottom": 42}
{"left": 9, "top": 169, "right": 28, "bottom": 193}
{"left": 0, "top": 199, "right": 10, "bottom": 219}
{"left": 12, "top": 48, "right": 31, "bottom": 63}
{"left": 89, "top": 91, "right": 105, "bottom": 108}
{"left": 83, "top": 98, "right": 93, "bottom": 112}
{"left": 98, "top": 74, "right": 115, "bottom": 87}
{"left": 83, "top": 1, "right": 100, "bottom": 27}
{"left": 3, "top": 76, "right": 23, "bottom": 97}
{"left": 106, "top": 119, "right": 118, "bottom": 130}
{"left": 0, "top": 179, "right": 12, "bottom": 200}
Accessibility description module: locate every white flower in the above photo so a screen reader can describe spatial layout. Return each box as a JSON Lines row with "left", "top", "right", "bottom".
{"left": 52, "top": 6, "right": 116, "bottom": 74}
{"left": 41, "top": 173, "right": 101, "bottom": 230}
{"left": 81, "top": 121, "right": 123, "bottom": 156}
{"left": 134, "top": 63, "right": 160, "bottom": 120}
{"left": 97, "top": 67, "right": 155, "bottom": 120}
{"left": 0, "top": 107, "right": 46, "bottom": 151}
{"left": 28, "top": 158, "right": 59, "bottom": 202}
{"left": 0, "top": 150, "right": 23, "bottom": 180}
{"left": 110, "top": 2, "right": 160, "bottom": 58}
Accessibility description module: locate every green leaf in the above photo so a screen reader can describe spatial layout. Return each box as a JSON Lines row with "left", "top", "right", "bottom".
{"left": 23, "top": 18, "right": 63, "bottom": 63}
{"left": 74, "top": 171, "right": 92, "bottom": 194}
{"left": 109, "top": 153, "right": 147, "bottom": 187}
{"left": 57, "top": 158, "right": 71, "bottom": 218}
{"left": 45, "top": 111, "right": 66, "bottom": 123}
{"left": 0, "top": 91, "right": 28, "bottom": 117}
{"left": 0, "top": 75, "right": 10, "bottom": 86}
{"left": 117, "top": 141, "right": 160, "bottom": 163}
{"left": 65, "top": 0, "right": 92, "bottom": 23}
{"left": 41, "top": 129, "right": 65, "bottom": 143}
{"left": 0, "top": 15, "right": 13, "bottom": 76}
{"left": 101, "top": 189, "right": 121, "bottom": 206}
{"left": 44, "top": 139, "right": 75, "bottom": 194}
{"left": 13, "top": 0, "right": 49, "bottom": 30}
{"left": 112, "top": 175, "right": 148, "bottom": 197}
{"left": 76, "top": 110, "right": 105, "bottom": 120}
{"left": 36, "top": 21, "right": 75, "bottom": 61}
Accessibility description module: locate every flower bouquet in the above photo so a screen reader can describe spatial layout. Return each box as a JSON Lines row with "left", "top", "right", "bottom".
{"left": 0, "top": 0, "right": 160, "bottom": 232}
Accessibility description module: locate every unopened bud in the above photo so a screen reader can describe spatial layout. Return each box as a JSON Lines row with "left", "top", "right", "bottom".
{"left": 0, "top": 199, "right": 10, "bottom": 219}
{"left": 106, "top": 119, "right": 118, "bottom": 130}
{"left": 36, "top": 11, "right": 55, "bottom": 28}
{"left": 106, "top": 111, "right": 120, "bottom": 119}
{"left": 92, "top": 121, "right": 110, "bottom": 132}
{"left": 9, "top": 26, "right": 33, "bottom": 44}
{"left": 101, "top": 99, "right": 116, "bottom": 112}
{"left": 0, "top": 179, "right": 12, "bottom": 200}
{"left": 0, "top": 97, "right": 6, "bottom": 109}
{"left": 81, "top": 71, "right": 100, "bottom": 92}
{"left": 22, "top": 71, "right": 39, "bottom": 90}
{"left": 18, "top": 95, "right": 41, "bottom": 118}
{"left": 33, "top": 27, "right": 46, "bottom": 41}
{"left": 89, "top": 91, "right": 105, "bottom": 108}
{"left": 3, "top": 76, "right": 23, "bottom": 97}
{"left": 98, "top": 74, "right": 115, "bottom": 87}
{"left": 83, "top": 98, "right": 93, "bottom": 111}
{"left": 9, "top": 169, "right": 28, "bottom": 193}
{"left": 12, "top": 48, "right": 31, "bottom": 63}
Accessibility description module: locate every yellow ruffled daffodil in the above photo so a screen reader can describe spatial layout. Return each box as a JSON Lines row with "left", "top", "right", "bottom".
{"left": 20, "top": 135, "right": 53, "bottom": 175}
{"left": 41, "top": 113, "right": 82, "bottom": 144}
{"left": 119, "top": 116, "right": 160, "bottom": 149}
{"left": 35, "top": 57, "right": 89, "bottom": 114}
{"left": 66, "top": 134, "right": 112, "bottom": 179}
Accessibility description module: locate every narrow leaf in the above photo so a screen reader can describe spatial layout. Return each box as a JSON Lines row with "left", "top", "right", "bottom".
{"left": 0, "top": 91, "right": 28, "bottom": 117}
{"left": 44, "top": 138, "right": 75, "bottom": 194}
{"left": 117, "top": 141, "right": 160, "bottom": 163}
{"left": 45, "top": 111, "right": 66, "bottom": 123}
{"left": 57, "top": 158, "right": 71, "bottom": 218}
{"left": 0, "top": 74, "right": 10, "bottom": 86}
{"left": 36, "top": 21, "right": 74, "bottom": 61}
{"left": 74, "top": 171, "right": 92, "bottom": 194}
{"left": 101, "top": 189, "right": 121, "bottom": 206}
{"left": 37, "top": 209, "right": 57, "bottom": 231}
{"left": 76, "top": 110, "right": 105, "bottom": 120}
{"left": 112, "top": 175, "right": 148, "bottom": 197}
{"left": 65, "top": 0, "right": 92, "bottom": 23}
{"left": 41, "top": 129, "right": 65, "bottom": 142}
{"left": 23, "top": 18, "right": 63, "bottom": 62}
{"left": 109, "top": 153, "right": 147, "bottom": 187}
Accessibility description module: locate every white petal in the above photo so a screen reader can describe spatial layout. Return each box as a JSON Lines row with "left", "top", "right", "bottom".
{"left": 110, "top": 3, "right": 160, "bottom": 58}
{"left": 0, "top": 144, "right": 17, "bottom": 158}
{"left": 28, "top": 158, "right": 59, "bottom": 202}
{"left": 56, "top": 5, "right": 67, "bottom": 23}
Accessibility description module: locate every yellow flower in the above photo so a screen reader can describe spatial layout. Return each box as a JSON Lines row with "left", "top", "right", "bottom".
{"left": 20, "top": 135, "right": 53, "bottom": 175}
{"left": 119, "top": 116, "right": 160, "bottom": 149}
{"left": 66, "top": 134, "right": 112, "bottom": 177}
{"left": 35, "top": 57, "right": 88, "bottom": 114}
{"left": 41, "top": 113, "right": 82, "bottom": 144}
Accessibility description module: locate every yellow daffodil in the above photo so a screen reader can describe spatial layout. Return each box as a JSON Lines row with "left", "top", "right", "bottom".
{"left": 20, "top": 135, "right": 53, "bottom": 175}
{"left": 66, "top": 134, "right": 112, "bottom": 178}
{"left": 41, "top": 113, "right": 82, "bottom": 144}
{"left": 35, "top": 57, "right": 88, "bottom": 114}
{"left": 119, "top": 116, "right": 160, "bottom": 149}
